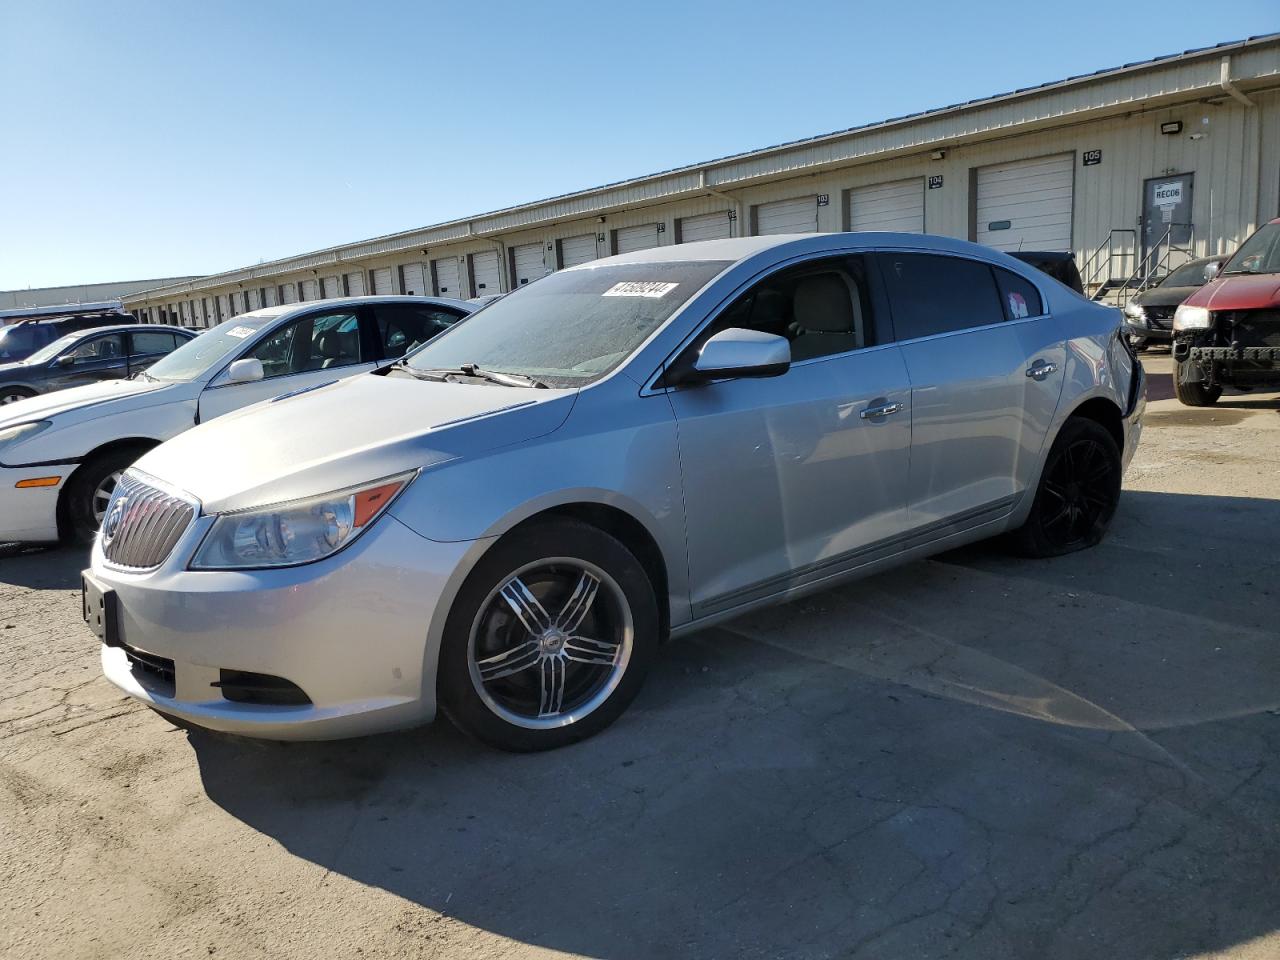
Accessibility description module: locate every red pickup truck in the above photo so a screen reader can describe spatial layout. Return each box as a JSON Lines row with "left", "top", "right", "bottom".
{"left": 1172, "top": 218, "right": 1280, "bottom": 406}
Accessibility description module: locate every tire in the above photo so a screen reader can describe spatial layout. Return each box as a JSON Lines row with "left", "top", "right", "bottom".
{"left": 1173, "top": 359, "right": 1222, "bottom": 407}
{"left": 64, "top": 448, "right": 146, "bottom": 544}
{"left": 0, "top": 386, "right": 36, "bottom": 406}
{"left": 438, "top": 519, "right": 658, "bottom": 752}
{"left": 1010, "top": 417, "right": 1122, "bottom": 558}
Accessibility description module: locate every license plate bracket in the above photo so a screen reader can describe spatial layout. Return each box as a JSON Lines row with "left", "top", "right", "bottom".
{"left": 82, "top": 572, "right": 121, "bottom": 648}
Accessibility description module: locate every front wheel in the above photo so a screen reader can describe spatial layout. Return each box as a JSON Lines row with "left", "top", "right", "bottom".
{"left": 1010, "top": 418, "right": 1122, "bottom": 558}
{"left": 438, "top": 520, "right": 658, "bottom": 751}
{"left": 1173, "top": 359, "right": 1222, "bottom": 406}
{"left": 64, "top": 448, "right": 145, "bottom": 544}
{"left": 0, "top": 386, "right": 36, "bottom": 405}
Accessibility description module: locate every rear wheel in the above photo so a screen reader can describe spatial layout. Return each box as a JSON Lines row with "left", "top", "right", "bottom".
{"left": 0, "top": 387, "right": 35, "bottom": 405}
{"left": 439, "top": 520, "right": 658, "bottom": 752}
{"left": 1173, "top": 359, "right": 1222, "bottom": 406}
{"left": 64, "top": 448, "right": 146, "bottom": 544}
{"left": 1011, "top": 418, "right": 1122, "bottom": 558}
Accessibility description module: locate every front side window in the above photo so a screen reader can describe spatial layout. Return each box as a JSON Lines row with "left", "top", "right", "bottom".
{"left": 374, "top": 304, "right": 464, "bottom": 360}
{"left": 405, "top": 261, "right": 730, "bottom": 386}
{"left": 692, "top": 255, "right": 880, "bottom": 365}
{"left": 877, "top": 253, "right": 1005, "bottom": 340}
{"left": 67, "top": 334, "right": 124, "bottom": 363}
{"left": 1221, "top": 222, "right": 1280, "bottom": 276}
{"left": 249, "top": 311, "right": 364, "bottom": 379}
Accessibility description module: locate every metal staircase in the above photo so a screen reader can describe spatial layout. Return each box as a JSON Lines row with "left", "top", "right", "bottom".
{"left": 1082, "top": 226, "right": 1196, "bottom": 307}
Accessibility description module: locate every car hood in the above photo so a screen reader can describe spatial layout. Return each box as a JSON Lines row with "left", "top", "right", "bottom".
{"left": 0, "top": 377, "right": 174, "bottom": 430}
{"left": 1133, "top": 285, "right": 1200, "bottom": 308}
{"left": 1184, "top": 274, "right": 1280, "bottom": 312}
{"left": 134, "top": 370, "right": 578, "bottom": 514}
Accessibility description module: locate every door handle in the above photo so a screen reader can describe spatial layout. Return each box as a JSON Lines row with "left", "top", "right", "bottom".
{"left": 1026, "top": 361, "right": 1058, "bottom": 381}
{"left": 860, "top": 401, "right": 904, "bottom": 420}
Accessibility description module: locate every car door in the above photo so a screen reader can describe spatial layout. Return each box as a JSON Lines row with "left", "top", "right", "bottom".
{"left": 196, "top": 307, "right": 377, "bottom": 422}
{"left": 876, "top": 251, "right": 1028, "bottom": 530}
{"left": 45, "top": 332, "right": 128, "bottom": 390}
{"left": 126, "top": 330, "right": 180, "bottom": 375}
{"left": 667, "top": 254, "right": 912, "bottom": 618}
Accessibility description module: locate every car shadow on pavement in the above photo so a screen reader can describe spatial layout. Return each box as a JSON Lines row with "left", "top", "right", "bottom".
{"left": 0, "top": 542, "right": 87, "bottom": 590}
{"left": 182, "top": 487, "right": 1280, "bottom": 960}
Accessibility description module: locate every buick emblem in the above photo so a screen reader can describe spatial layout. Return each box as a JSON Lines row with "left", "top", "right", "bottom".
{"left": 102, "top": 497, "right": 128, "bottom": 545}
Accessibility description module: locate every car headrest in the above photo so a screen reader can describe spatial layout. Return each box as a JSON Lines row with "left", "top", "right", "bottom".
{"left": 793, "top": 274, "right": 855, "bottom": 334}
{"left": 317, "top": 331, "right": 344, "bottom": 358}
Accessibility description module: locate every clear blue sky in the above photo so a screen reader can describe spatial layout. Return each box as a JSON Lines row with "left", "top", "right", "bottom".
{"left": 1, "top": 1, "right": 1276, "bottom": 289}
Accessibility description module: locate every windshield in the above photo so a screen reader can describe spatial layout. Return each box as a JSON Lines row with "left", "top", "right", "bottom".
{"left": 147, "top": 315, "right": 272, "bottom": 381}
{"left": 405, "top": 261, "right": 730, "bottom": 386}
{"left": 23, "top": 332, "right": 83, "bottom": 365}
{"left": 0, "top": 325, "right": 42, "bottom": 361}
{"left": 1161, "top": 260, "right": 1215, "bottom": 288}
{"left": 1222, "top": 223, "right": 1280, "bottom": 276}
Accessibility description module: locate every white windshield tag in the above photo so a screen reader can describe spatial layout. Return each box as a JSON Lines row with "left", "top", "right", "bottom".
{"left": 225, "top": 325, "right": 255, "bottom": 339}
{"left": 602, "top": 281, "right": 678, "bottom": 299}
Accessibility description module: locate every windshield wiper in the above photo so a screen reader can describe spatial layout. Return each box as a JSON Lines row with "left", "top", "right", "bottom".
{"left": 130, "top": 369, "right": 156, "bottom": 382}
{"left": 408, "top": 363, "right": 547, "bottom": 388}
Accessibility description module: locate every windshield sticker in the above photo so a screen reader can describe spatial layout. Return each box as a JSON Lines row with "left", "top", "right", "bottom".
{"left": 1007, "top": 292, "right": 1029, "bottom": 319}
{"left": 602, "top": 281, "right": 679, "bottom": 299}
{"left": 225, "top": 325, "right": 255, "bottom": 339}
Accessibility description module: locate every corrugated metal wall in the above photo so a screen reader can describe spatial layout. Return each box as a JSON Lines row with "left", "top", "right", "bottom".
{"left": 125, "top": 40, "right": 1280, "bottom": 314}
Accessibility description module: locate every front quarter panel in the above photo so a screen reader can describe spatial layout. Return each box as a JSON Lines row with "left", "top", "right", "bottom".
{"left": 389, "top": 376, "right": 691, "bottom": 626}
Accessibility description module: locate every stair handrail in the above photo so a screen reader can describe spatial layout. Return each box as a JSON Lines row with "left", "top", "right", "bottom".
{"left": 1080, "top": 228, "right": 1136, "bottom": 295}
{"left": 1111, "top": 225, "right": 1196, "bottom": 306}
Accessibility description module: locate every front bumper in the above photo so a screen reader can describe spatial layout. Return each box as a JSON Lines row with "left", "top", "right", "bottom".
{"left": 1123, "top": 319, "right": 1173, "bottom": 343}
{"left": 1186, "top": 344, "right": 1280, "bottom": 362}
{"left": 0, "top": 463, "right": 68, "bottom": 542}
{"left": 89, "top": 512, "right": 479, "bottom": 740}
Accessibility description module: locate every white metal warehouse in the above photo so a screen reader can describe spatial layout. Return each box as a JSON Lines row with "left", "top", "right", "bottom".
{"left": 125, "top": 34, "right": 1280, "bottom": 326}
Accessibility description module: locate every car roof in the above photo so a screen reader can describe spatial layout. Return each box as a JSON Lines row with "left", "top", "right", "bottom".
{"left": 572, "top": 232, "right": 1029, "bottom": 268}
{"left": 44, "top": 323, "right": 194, "bottom": 340}
{"left": 226, "top": 295, "right": 476, "bottom": 324}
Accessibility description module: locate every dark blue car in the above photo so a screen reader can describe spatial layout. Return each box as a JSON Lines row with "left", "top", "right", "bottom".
{"left": 0, "top": 324, "right": 196, "bottom": 406}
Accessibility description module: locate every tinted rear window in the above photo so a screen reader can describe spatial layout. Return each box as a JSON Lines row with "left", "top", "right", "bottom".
{"left": 877, "top": 253, "right": 1005, "bottom": 340}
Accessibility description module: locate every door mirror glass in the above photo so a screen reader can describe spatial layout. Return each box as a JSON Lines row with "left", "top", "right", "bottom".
{"left": 690, "top": 328, "right": 790, "bottom": 382}
{"left": 55, "top": 354, "right": 75, "bottom": 367}
{"left": 1202, "top": 261, "right": 1220, "bottom": 283}
{"left": 226, "top": 358, "right": 265, "bottom": 384}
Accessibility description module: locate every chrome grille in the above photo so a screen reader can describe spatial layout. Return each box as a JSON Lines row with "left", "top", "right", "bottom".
{"left": 102, "top": 473, "right": 196, "bottom": 569}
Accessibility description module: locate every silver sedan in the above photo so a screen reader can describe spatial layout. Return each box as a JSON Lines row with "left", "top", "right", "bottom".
{"left": 84, "top": 233, "right": 1145, "bottom": 751}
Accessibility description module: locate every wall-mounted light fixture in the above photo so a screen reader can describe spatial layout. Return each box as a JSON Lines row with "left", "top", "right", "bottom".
{"left": 930, "top": 149, "right": 946, "bottom": 161}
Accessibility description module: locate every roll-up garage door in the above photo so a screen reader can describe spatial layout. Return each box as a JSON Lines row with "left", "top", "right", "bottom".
{"left": 400, "top": 262, "right": 427, "bottom": 296}
{"left": 217, "top": 294, "right": 230, "bottom": 320}
{"left": 345, "top": 271, "right": 366, "bottom": 297}
{"left": 615, "top": 223, "right": 659, "bottom": 255}
{"left": 558, "top": 234, "right": 597, "bottom": 268}
{"left": 470, "top": 250, "right": 501, "bottom": 297}
{"left": 247, "top": 289, "right": 261, "bottom": 311}
{"left": 849, "top": 178, "right": 925, "bottom": 233}
{"left": 279, "top": 282, "right": 298, "bottom": 304}
{"left": 756, "top": 196, "right": 818, "bottom": 235}
{"left": 511, "top": 243, "right": 545, "bottom": 287}
{"left": 300, "top": 279, "right": 319, "bottom": 301}
{"left": 263, "top": 287, "right": 278, "bottom": 307}
{"left": 975, "top": 153, "right": 1073, "bottom": 252}
{"left": 371, "top": 267, "right": 394, "bottom": 295}
{"left": 322, "top": 275, "right": 343, "bottom": 298}
{"left": 679, "top": 211, "right": 733, "bottom": 243}
{"left": 432, "top": 258, "right": 460, "bottom": 296}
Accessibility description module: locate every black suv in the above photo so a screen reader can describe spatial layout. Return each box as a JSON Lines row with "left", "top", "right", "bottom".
{"left": 0, "top": 312, "right": 132, "bottom": 363}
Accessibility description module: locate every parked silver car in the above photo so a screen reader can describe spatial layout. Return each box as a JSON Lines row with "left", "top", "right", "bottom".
{"left": 84, "top": 234, "right": 1145, "bottom": 750}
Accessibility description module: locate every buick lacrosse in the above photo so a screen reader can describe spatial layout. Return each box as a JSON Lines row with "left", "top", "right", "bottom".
{"left": 84, "top": 234, "right": 1144, "bottom": 751}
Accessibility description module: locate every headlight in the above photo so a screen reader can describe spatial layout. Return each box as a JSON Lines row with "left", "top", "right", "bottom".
{"left": 1173, "top": 305, "right": 1211, "bottom": 331}
{"left": 1123, "top": 304, "right": 1146, "bottom": 320}
{"left": 190, "top": 472, "right": 415, "bottom": 570}
{"left": 0, "top": 420, "right": 51, "bottom": 447}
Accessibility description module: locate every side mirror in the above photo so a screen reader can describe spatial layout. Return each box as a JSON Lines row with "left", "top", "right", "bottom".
{"left": 55, "top": 355, "right": 75, "bottom": 367}
{"left": 226, "top": 358, "right": 265, "bottom": 384}
{"left": 685, "top": 328, "right": 791, "bottom": 384}
{"left": 1202, "top": 261, "right": 1221, "bottom": 283}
